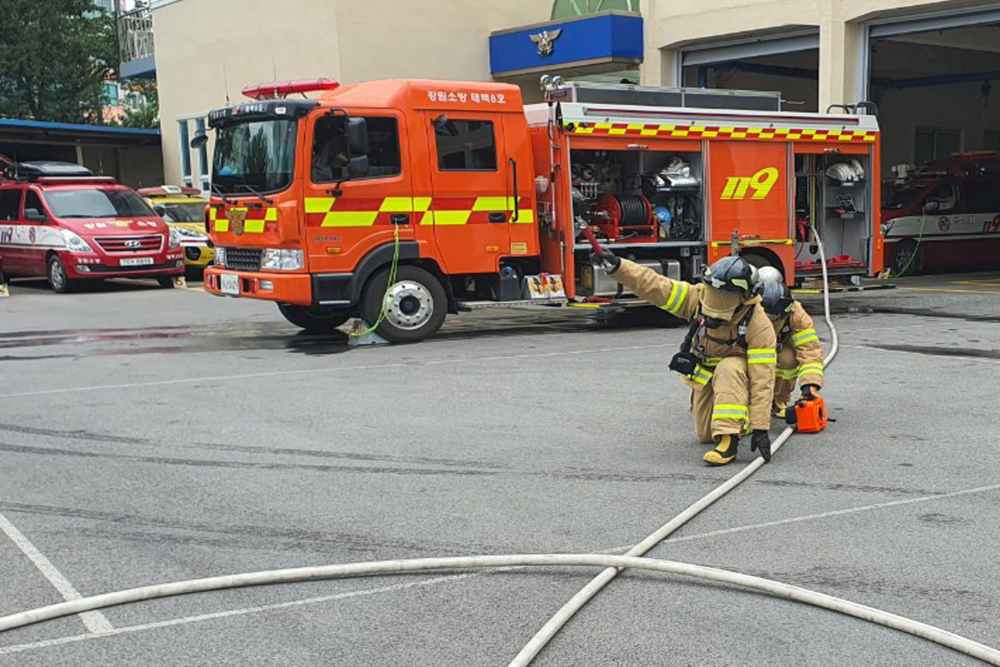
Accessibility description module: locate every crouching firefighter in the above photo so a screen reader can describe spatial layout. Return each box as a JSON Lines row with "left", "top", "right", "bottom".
{"left": 757, "top": 270, "right": 824, "bottom": 419}
{"left": 590, "top": 248, "right": 777, "bottom": 465}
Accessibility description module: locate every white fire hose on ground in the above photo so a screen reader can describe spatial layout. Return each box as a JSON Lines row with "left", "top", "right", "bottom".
{"left": 3, "top": 230, "right": 996, "bottom": 665}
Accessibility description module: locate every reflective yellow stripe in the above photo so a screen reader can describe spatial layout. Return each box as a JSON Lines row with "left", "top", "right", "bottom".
{"left": 432, "top": 210, "right": 472, "bottom": 225}
{"left": 793, "top": 334, "right": 819, "bottom": 346}
{"left": 321, "top": 211, "right": 379, "bottom": 227}
{"left": 513, "top": 208, "right": 535, "bottom": 223}
{"left": 775, "top": 367, "right": 799, "bottom": 380}
{"left": 746, "top": 348, "right": 777, "bottom": 364}
{"left": 792, "top": 328, "right": 817, "bottom": 343}
{"left": 472, "top": 196, "right": 509, "bottom": 211}
{"left": 305, "top": 197, "right": 336, "bottom": 213}
{"left": 244, "top": 218, "right": 265, "bottom": 233}
{"left": 703, "top": 357, "right": 723, "bottom": 367}
{"left": 379, "top": 197, "right": 416, "bottom": 213}
{"left": 798, "top": 363, "right": 825, "bottom": 376}
{"left": 712, "top": 404, "right": 749, "bottom": 421}
{"left": 661, "top": 280, "right": 689, "bottom": 315}
{"left": 264, "top": 208, "right": 278, "bottom": 221}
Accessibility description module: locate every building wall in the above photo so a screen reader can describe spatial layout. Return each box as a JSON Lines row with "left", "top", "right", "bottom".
{"left": 642, "top": 0, "right": 999, "bottom": 105}
{"left": 152, "top": 0, "right": 547, "bottom": 185}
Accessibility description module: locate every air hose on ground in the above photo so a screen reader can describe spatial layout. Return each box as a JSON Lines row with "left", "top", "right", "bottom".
{"left": 349, "top": 224, "right": 400, "bottom": 338}
{"left": 3, "top": 230, "right": 995, "bottom": 665}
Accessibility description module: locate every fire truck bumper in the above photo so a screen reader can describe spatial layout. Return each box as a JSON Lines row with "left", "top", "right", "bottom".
{"left": 204, "top": 267, "right": 312, "bottom": 305}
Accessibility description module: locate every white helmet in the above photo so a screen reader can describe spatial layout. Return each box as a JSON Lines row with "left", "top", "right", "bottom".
{"left": 757, "top": 266, "right": 783, "bottom": 284}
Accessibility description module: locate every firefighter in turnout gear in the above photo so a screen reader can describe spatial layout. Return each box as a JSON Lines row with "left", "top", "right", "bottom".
{"left": 757, "top": 274, "right": 825, "bottom": 419}
{"left": 591, "top": 249, "right": 776, "bottom": 465}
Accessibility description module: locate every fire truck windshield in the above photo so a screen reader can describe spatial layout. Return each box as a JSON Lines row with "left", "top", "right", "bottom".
{"left": 882, "top": 184, "right": 925, "bottom": 211}
{"left": 212, "top": 119, "right": 297, "bottom": 196}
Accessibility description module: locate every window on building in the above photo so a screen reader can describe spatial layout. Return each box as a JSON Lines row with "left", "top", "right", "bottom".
{"left": 311, "top": 116, "right": 401, "bottom": 182}
{"left": 24, "top": 190, "right": 47, "bottom": 220}
{"left": 0, "top": 189, "right": 22, "bottom": 221}
{"left": 914, "top": 128, "right": 961, "bottom": 166}
{"left": 551, "top": 0, "right": 639, "bottom": 19}
{"left": 435, "top": 120, "right": 497, "bottom": 171}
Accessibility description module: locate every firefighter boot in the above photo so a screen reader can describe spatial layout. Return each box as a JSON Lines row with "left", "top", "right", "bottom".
{"left": 703, "top": 434, "right": 738, "bottom": 466}
{"left": 772, "top": 400, "right": 787, "bottom": 420}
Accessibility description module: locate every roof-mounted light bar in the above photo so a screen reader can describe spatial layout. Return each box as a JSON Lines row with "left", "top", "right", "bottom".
{"left": 242, "top": 78, "right": 340, "bottom": 100}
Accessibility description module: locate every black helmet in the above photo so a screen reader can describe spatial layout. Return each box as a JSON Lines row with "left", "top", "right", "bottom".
{"left": 760, "top": 281, "right": 794, "bottom": 320}
{"left": 703, "top": 256, "right": 755, "bottom": 295}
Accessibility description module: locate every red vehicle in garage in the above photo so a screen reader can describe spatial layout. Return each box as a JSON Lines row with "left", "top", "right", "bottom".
{"left": 882, "top": 152, "right": 1000, "bottom": 275}
{"left": 0, "top": 160, "right": 184, "bottom": 292}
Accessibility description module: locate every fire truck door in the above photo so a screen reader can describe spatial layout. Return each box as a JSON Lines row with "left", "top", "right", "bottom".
{"left": 709, "top": 142, "right": 789, "bottom": 250}
{"left": 425, "top": 113, "right": 511, "bottom": 274}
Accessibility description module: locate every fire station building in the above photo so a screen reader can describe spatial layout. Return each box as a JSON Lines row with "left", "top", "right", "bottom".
{"left": 152, "top": 0, "right": 1000, "bottom": 185}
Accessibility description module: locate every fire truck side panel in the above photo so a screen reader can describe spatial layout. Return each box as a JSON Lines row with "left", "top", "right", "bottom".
{"left": 501, "top": 113, "right": 540, "bottom": 261}
{"left": 424, "top": 110, "right": 511, "bottom": 275}
{"left": 708, "top": 141, "right": 790, "bottom": 245}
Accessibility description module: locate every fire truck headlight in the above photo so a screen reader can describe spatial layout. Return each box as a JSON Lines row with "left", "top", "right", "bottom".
{"left": 215, "top": 247, "right": 226, "bottom": 267}
{"left": 60, "top": 230, "right": 94, "bottom": 253}
{"left": 261, "top": 248, "right": 304, "bottom": 271}
{"left": 880, "top": 220, "right": 894, "bottom": 237}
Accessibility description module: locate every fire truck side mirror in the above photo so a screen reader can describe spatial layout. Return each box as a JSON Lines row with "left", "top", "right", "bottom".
{"left": 348, "top": 155, "right": 370, "bottom": 179}
{"left": 190, "top": 130, "right": 209, "bottom": 150}
{"left": 346, "top": 118, "right": 368, "bottom": 157}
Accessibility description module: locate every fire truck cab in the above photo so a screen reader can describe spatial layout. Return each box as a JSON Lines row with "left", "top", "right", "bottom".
{"left": 203, "top": 78, "right": 881, "bottom": 342}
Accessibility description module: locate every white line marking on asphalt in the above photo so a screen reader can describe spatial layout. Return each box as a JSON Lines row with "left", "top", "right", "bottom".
{"left": 0, "top": 572, "right": 474, "bottom": 655}
{"left": 4, "top": 480, "right": 1000, "bottom": 655}
{"left": 0, "top": 343, "right": 671, "bottom": 400}
{"left": 848, "top": 344, "right": 1000, "bottom": 365}
{"left": 0, "top": 512, "right": 113, "bottom": 635}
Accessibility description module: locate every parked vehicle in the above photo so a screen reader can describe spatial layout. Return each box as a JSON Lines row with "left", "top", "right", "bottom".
{"left": 199, "top": 78, "right": 882, "bottom": 342}
{"left": 882, "top": 152, "right": 1000, "bottom": 275}
{"left": 0, "top": 159, "right": 184, "bottom": 292}
{"left": 140, "top": 185, "right": 215, "bottom": 271}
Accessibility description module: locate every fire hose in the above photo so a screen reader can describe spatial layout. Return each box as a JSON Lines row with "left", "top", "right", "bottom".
{"left": 3, "top": 231, "right": 997, "bottom": 665}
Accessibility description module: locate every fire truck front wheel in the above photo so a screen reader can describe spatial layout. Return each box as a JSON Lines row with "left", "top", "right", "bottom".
{"left": 360, "top": 265, "right": 447, "bottom": 343}
{"left": 277, "top": 304, "right": 352, "bottom": 333}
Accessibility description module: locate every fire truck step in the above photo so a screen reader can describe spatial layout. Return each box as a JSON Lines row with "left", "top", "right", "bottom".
{"left": 455, "top": 298, "right": 569, "bottom": 311}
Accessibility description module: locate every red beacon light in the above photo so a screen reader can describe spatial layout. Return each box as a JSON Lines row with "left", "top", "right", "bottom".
{"left": 242, "top": 78, "right": 340, "bottom": 100}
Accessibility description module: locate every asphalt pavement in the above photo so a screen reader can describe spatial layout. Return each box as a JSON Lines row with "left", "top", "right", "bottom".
{"left": 0, "top": 271, "right": 999, "bottom": 666}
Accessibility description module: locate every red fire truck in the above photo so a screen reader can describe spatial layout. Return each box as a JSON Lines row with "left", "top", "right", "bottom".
{"left": 201, "top": 78, "right": 882, "bottom": 342}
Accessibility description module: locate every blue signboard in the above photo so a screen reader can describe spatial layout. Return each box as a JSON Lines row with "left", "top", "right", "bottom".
{"left": 490, "top": 12, "right": 643, "bottom": 77}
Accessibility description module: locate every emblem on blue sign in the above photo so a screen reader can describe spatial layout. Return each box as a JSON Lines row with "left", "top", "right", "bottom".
{"left": 530, "top": 29, "right": 562, "bottom": 56}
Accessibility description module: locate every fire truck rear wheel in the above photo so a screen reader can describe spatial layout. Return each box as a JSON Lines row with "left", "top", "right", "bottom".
{"left": 360, "top": 265, "right": 446, "bottom": 343}
{"left": 888, "top": 238, "right": 922, "bottom": 276}
{"left": 277, "top": 304, "right": 351, "bottom": 333}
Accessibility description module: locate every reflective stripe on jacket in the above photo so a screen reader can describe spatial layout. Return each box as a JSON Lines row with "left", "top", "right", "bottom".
{"left": 771, "top": 301, "right": 825, "bottom": 388}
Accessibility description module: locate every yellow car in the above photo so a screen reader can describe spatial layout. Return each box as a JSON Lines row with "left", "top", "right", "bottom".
{"left": 140, "top": 186, "right": 215, "bottom": 270}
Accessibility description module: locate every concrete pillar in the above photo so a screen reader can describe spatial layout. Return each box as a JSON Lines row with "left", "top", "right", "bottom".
{"left": 819, "top": 1, "right": 865, "bottom": 110}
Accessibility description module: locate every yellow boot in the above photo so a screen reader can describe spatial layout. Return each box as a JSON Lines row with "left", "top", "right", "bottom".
{"left": 703, "top": 434, "right": 738, "bottom": 466}
{"left": 772, "top": 401, "right": 787, "bottom": 420}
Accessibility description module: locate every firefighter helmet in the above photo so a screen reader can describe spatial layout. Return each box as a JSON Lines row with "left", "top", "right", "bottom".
{"left": 760, "top": 281, "right": 795, "bottom": 320}
{"left": 757, "top": 266, "right": 783, "bottom": 284}
{"left": 703, "top": 256, "right": 756, "bottom": 295}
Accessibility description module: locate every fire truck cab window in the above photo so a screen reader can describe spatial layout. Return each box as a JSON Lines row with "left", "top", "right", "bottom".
{"left": 0, "top": 189, "right": 22, "bottom": 221}
{"left": 435, "top": 120, "right": 497, "bottom": 171}
{"left": 312, "top": 116, "right": 401, "bottom": 182}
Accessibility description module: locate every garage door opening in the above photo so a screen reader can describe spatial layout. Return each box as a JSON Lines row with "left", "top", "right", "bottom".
{"left": 869, "top": 14, "right": 1000, "bottom": 274}
{"left": 681, "top": 33, "right": 818, "bottom": 111}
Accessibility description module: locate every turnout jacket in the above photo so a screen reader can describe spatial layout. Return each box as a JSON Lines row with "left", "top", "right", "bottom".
{"left": 612, "top": 259, "right": 777, "bottom": 430}
{"left": 773, "top": 301, "right": 825, "bottom": 389}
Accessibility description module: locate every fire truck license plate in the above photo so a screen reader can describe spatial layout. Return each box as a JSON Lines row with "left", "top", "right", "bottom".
{"left": 220, "top": 273, "right": 239, "bottom": 295}
{"left": 120, "top": 257, "right": 154, "bottom": 266}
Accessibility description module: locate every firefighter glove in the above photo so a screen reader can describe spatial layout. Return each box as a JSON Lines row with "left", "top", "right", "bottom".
{"left": 751, "top": 430, "right": 772, "bottom": 463}
{"left": 589, "top": 249, "right": 621, "bottom": 274}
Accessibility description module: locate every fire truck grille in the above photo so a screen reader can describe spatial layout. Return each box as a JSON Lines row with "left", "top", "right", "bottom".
{"left": 96, "top": 235, "right": 163, "bottom": 253}
{"left": 222, "top": 247, "right": 262, "bottom": 271}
